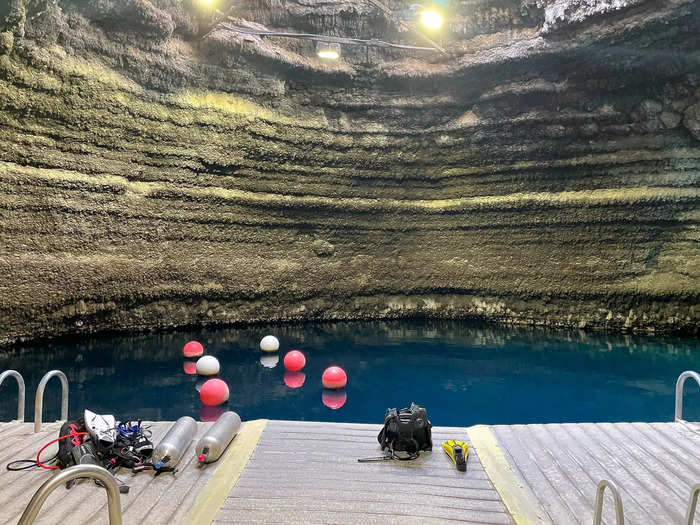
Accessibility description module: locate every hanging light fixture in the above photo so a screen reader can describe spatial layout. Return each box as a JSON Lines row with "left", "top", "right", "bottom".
{"left": 315, "top": 41, "right": 341, "bottom": 60}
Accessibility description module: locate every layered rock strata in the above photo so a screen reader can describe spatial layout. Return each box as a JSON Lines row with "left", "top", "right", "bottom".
{"left": 0, "top": 0, "right": 699, "bottom": 344}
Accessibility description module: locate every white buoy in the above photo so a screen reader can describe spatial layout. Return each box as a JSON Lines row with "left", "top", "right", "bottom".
{"left": 259, "top": 354, "right": 279, "bottom": 368}
{"left": 259, "top": 335, "right": 279, "bottom": 352}
{"left": 196, "top": 355, "right": 220, "bottom": 376}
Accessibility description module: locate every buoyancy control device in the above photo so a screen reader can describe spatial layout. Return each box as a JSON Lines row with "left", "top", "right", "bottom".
{"left": 378, "top": 402, "right": 433, "bottom": 459}
{"left": 358, "top": 402, "right": 433, "bottom": 462}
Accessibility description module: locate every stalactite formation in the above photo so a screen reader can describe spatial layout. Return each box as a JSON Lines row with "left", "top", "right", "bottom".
{"left": 0, "top": 0, "right": 698, "bottom": 345}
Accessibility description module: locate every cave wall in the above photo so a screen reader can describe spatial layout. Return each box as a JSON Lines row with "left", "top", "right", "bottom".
{"left": 0, "top": 0, "right": 699, "bottom": 345}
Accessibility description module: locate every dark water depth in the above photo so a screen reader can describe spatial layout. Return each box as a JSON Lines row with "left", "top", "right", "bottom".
{"left": 1, "top": 320, "right": 698, "bottom": 426}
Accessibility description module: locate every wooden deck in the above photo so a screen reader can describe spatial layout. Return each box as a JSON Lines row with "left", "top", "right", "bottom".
{"left": 0, "top": 419, "right": 698, "bottom": 524}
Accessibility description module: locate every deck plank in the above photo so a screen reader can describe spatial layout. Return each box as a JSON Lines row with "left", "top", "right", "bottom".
{"left": 233, "top": 476, "right": 501, "bottom": 499}
{"left": 214, "top": 508, "right": 491, "bottom": 524}
{"left": 218, "top": 498, "right": 514, "bottom": 523}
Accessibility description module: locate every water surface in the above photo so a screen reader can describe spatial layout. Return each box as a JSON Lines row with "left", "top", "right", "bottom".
{"left": 1, "top": 320, "right": 698, "bottom": 426}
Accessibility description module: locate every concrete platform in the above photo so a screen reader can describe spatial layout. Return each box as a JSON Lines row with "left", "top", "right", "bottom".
{"left": 1, "top": 419, "right": 699, "bottom": 524}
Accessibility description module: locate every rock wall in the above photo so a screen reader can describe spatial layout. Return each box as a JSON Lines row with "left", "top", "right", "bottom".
{"left": 0, "top": 0, "right": 698, "bottom": 345}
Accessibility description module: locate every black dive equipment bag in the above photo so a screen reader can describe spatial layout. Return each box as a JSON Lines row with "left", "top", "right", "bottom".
{"left": 57, "top": 419, "right": 88, "bottom": 469}
{"left": 377, "top": 402, "right": 432, "bottom": 460}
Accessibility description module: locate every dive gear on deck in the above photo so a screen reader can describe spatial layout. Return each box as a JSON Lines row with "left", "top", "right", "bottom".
{"left": 377, "top": 402, "right": 432, "bottom": 460}
{"left": 54, "top": 412, "right": 154, "bottom": 472}
{"left": 442, "top": 439, "right": 468, "bottom": 472}
{"left": 196, "top": 411, "right": 241, "bottom": 464}
{"left": 84, "top": 409, "right": 117, "bottom": 446}
{"left": 357, "top": 452, "right": 393, "bottom": 462}
{"left": 359, "top": 403, "right": 432, "bottom": 462}
{"left": 153, "top": 416, "right": 197, "bottom": 472}
{"left": 71, "top": 439, "right": 99, "bottom": 466}
{"left": 57, "top": 419, "right": 87, "bottom": 469}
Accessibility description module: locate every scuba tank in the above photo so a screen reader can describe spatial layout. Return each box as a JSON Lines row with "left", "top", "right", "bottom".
{"left": 71, "top": 439, "right": 99, "bottom": 466}
{"left": 152, "top": 416, "right": 197, "bottom": 472}
{"left": 196, "top": 411, "right": 241, "bottom": 464}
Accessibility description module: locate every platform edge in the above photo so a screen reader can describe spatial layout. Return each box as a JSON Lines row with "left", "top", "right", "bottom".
{"left": 467, "top": 425, "right": 551, "bottom": 525}
{"left": 180, "top": 418, "right": 268, "bottom": 525}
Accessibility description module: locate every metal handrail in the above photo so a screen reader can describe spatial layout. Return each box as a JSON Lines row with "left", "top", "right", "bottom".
{"left": 17, "top": 464, "right": 122, "bottom": 525}
{"left": 593, "top": 479, "right": 624, "bottom": 525}
{"left": 675, "top": 371, "right": 700, "bottom": 422}
{"left": 0, "top": 370, "right": 25, "bottom": 421}
{"left": 34, "top": 370, "right": 69, "bottom": 432}
{"left": 686, "top": 484, "right": 700, "bottom": 525}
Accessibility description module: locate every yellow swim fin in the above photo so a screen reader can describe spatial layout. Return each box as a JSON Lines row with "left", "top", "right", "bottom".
{"left": 442, "top": 439, "right": 468, "bottom": 472}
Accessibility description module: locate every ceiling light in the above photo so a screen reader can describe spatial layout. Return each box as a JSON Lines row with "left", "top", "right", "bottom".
{"left": 316, "top": 41, "right": 341, "bottom": 60}
{"left": 420, "top": 9, "right": 443, "bottom": 30}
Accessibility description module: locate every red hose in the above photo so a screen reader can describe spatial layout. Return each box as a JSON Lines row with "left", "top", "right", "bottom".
{"left": 36, "top": 432, "right": 88, "bottom": 470}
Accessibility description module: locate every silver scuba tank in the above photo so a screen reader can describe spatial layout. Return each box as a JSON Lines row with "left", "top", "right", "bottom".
{"left": 152, "top": 416, "right": 197, "bottom": 470}
{"left": 196, "top": 411, "right": 241, "bottom": 464}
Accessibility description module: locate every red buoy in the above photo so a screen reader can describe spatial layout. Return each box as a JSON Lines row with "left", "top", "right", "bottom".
{"left": 322, "top": 389, "right": 347, "bottom": 410}
{"left": 284, "top": 371, "right": 306, "bottom": 388}
{"left": 283, "top": 350, "right": 306, "bottom": 371}
{"left": 200, "top": 378, "right": 229, "bottom": 406}
{"left": 183, "top": 341, "right": 204, "bottom": 358}
{"left": 322, "top": 366, "right": 347, "bottom": 389}
{"left": 183, "top": 361, "right": 197, "bottom": 375}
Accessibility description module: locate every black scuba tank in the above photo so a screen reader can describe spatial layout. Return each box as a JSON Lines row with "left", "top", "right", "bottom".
{"left": 71, "top": 439, "right": 99, "bottom": 466}
{"left": 57, "top": 419, "right": 86, "bottom": 469}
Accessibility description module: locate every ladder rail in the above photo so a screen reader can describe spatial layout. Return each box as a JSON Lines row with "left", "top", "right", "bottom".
{"left": 686, "top": 484, "right": 700, "bottom": 525}
{"left": 675, "top": 371, "right": 700, "bottom": 422}
{"left": 0, "top": 370, "right": 25, "bottom": 421}
{"left": 16, "top": 464, "right": 122, "bottom": 525}
{"left": 593, "top": 479, "right": 624, "bottom": 525}
{"left": 34, "top": 370, "right": 69, "bottom": 432}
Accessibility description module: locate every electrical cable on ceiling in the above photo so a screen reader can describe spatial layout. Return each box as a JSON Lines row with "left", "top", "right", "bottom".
{"left": 214, "top": 22, "right": 441, "bottom": 52}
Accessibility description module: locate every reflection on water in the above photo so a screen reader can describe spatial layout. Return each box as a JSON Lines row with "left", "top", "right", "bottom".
{"left": 0, "top": 320, "right": 698, "bottom": 426}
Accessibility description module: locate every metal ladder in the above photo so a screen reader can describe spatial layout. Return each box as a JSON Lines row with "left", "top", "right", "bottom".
{"left": 676, "top": 370, "right": 700, "bottom": 423}
{"left": 678, "top": 371, "right": 700, "bottom": 524}
{"left": 594, "top": 480, "right": 700, "bottom": 525}
{"left": 0, "top": 369, "right": 25, "bottom": 421}
{"left": 33, "top": 369, "right": 69, "bottom": 432}
{"left": 0, "top": 369, "right": 69, "bottom": 430}
{"left": 16, "top": 464, "right": 122, "bottom": 525}
{"left": 593, "top": 479, "right": 624, "bottom": 525}
{"left": 687, "top": 484, "right": 700, "bottom": 525}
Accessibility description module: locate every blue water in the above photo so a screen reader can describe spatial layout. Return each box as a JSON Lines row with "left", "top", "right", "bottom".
{"left": 0, "top": 320, "right": 698, "bottom": 426}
